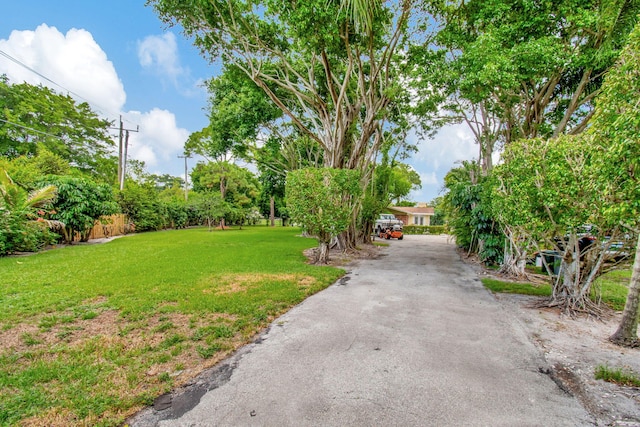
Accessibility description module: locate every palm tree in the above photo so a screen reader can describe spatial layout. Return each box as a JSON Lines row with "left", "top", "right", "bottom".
{"left": 1, "top": 169, "right": 62, "bottom": 252}
{"left": 0, "top": 170, "right": 57, "bottom": 217}
{"left": 339, "top": 0, "right": 380, "bottom": 34}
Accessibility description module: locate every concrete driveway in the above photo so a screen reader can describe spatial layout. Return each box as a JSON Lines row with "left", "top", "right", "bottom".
{"left": 129, "top": 235, "right": 593, "bottom": 426}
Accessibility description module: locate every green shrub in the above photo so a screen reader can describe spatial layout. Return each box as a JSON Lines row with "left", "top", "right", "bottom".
{"left": 0, "top": 210, "right": 56, "bottom": 255}
{"left": 402, "top": 225, "right": 447, "bottom": 235}
{"left": 165, "top": 201, "right": 188, "bottom": 228}
{"left": 118, "top": 182, "right": 166, "bottom": 232}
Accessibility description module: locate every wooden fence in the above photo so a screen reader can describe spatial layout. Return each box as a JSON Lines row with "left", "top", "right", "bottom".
{"left": 73, "top": 214, "right": 130, "bottom": 241}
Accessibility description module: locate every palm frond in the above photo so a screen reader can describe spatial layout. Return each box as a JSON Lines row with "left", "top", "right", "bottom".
{"left": 26, "top": 185, "right": 58, "bottom": 209}
{"left": 337, "top": 0, "right": 380, "bottom": 35}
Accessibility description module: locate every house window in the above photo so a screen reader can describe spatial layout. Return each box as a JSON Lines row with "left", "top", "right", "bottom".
{"left": 414, "top": 216, "right": 424, "bottom": 225}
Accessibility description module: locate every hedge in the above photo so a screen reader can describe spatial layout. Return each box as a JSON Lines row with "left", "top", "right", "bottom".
{"left": 402, "top": 225, "right": 447, "bottom": 235}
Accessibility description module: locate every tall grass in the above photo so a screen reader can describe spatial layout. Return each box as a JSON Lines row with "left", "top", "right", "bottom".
{"left": 0, "top": 227, "right": 344, "bottom": 426}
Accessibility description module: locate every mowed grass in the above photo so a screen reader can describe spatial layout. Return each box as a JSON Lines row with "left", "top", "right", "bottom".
{"left": 0, "top": 227, "right": 344, "bottom": 426}
{"left": 481, "top": 278, "right": 552, "bottom": 296}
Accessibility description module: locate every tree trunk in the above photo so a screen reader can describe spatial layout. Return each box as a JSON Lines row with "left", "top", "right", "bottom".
{"left": 336, "top": 224, "right": 358, "bottom": 252}
{"left": 500, "top": 248, "right": 527, "bottom": 277}
{"left": 316, "top": 241, "right": 330, "bottom": 264}
{"left": 63, "top": 226, "right": 74, "bottom": 244}
{"left": 80, "top": 230, "right": 91, "bottom": 242}
{"left": 610, "top": 234, "right": 640, "bottom": 347}
{"left": 552, "top": 234, "right": 594, "bottom": 314}
{"left": 220, "top": 176, "right": 226, "bottom": 229}
{"left": 270, "top": 196, "right": 275, "bottom": 227}
{"left": 499, "top": 229, "right": 527, "bottom": 277}
{"left": 359, "top": 220, "right": 374, "bottom": 245}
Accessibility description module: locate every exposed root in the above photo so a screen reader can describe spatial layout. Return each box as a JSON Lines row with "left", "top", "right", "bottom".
{"left": 529, "top": 297, "right": 610, "bottom": 320}
{"left": 609, "top": 335, "right": 640, "bottom": 348}
{"left": 303, "top": 244, "right": 381, "bottom": 266}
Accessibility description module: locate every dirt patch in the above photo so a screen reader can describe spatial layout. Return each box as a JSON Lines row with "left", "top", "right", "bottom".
{"left": 494, "top": 292, "right": 640, "bottom": 424}
{"left": 457, "top": 249, "right": 639, "bottom": 424}
{"left": 4, "top": 306, "right": 256, "bottom": 425}
{"left": 200, "top": 273, "right": 319, "bottom": 295}
{"left": 303, "top": 243, "right": 383, "bottom": 266}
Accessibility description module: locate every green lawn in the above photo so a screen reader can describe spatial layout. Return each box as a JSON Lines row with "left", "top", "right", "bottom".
{"left": 481, "top": 278, "right": 552, "bottom": 296}
{"left": 481, "top": 269, "right": 633, "bottom": 312}
{"left": 0, "top": 227, "right": 344, "bottom": 426}
{"left": 592, "top": 269, "right": 633, "bottom": 311}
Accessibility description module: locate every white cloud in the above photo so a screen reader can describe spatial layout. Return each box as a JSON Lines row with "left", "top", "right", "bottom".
{"left": 410, "top": 123, "right": 477, "bottom": 171}
{"left": 1, "top": 25, "right": 193, "bottom": 178}
{"left": 406, "top": 122, "right": 478, "bottom": 203}
{"left": 138, "top": 33, "right": 186, "bottom": 83}
{"left": 0, "top": 24, "right": 126, "bottom": 116}
{"left": 137, "top": 33, "right": 207, "bottom": 98}
{"left": 124, "top": 109, "right": 189, "bottom": 171}
{"left": 419, "top": 171, "right": 438, "bottom": 186}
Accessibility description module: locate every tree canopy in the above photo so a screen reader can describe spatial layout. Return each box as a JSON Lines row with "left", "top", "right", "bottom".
{"left": 412, "top": 0, "right": 640, "bottom": 173}
{"left": 150, "top": 0, "right": 424, "bottom": 248}
{"left": 0, "top": 76, "right": 116, "bottom": 179}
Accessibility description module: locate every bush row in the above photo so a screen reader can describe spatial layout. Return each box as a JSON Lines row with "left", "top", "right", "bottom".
{"left": 402, "top": 225, "right": 447, "bottom": 235}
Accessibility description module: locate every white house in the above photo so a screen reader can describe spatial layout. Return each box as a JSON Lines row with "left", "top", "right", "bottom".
{"left": 387, "top": 203, "right": 435, "bottom": 226}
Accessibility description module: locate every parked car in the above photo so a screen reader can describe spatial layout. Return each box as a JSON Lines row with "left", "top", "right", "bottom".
{"left": 553, "top": 225, "right": 632, "bottom": 263}
{"left": 375, "top": 214, "right": 403, "bottom": 234}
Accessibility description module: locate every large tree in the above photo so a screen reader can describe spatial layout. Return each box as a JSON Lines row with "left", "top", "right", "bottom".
{"left": 588, "top": 21, "right": 640, "bottom": 346}
{"left": 413, "top": 0, "right": 639, "bottom": 174}
{"left": 149, "top": 0, "right": 420, "bottom": 247}
{"left": 187, "top": 65, "right": 283, "bottom": 162}
{"left": 190, "top": 161, "right": 260, "bottom": 228}
{"left": 493, "top": 134, "right": 627, "bottom": 314}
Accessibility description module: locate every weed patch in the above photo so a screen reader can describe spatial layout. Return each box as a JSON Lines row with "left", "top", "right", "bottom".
{"left": 595, "top": 365, "right": 640, "bottom": 387}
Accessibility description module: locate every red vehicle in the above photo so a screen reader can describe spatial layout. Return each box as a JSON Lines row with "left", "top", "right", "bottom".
{"left": 378, "top": 225, "right": 403, "bottom": 240}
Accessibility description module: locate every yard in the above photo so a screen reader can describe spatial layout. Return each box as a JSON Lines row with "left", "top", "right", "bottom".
{"left": 0, "top": 227, "right": 344, "bottom": 426}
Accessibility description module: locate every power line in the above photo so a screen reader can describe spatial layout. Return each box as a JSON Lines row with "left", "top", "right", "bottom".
{"left": 0, "top": 117, "right": 67, "bottom": 140}
{"left": 0, "top": 49, "right": 138, "bottom": 127}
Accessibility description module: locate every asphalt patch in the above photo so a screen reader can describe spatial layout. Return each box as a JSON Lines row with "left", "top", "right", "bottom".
{"left": 338, "top": 276, "right": 351, "bottom": 286}
{"left": 127, "top": 353, "right": 241, "bottom": 425}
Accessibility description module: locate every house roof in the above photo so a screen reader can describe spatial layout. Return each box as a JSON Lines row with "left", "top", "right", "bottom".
{"left": 388, "top": 206, "right": 435, "bottom": 215}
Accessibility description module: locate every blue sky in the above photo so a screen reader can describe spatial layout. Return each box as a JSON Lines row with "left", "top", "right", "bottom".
{"left": 0, "top": 1, "right": 476, "bottom": 203}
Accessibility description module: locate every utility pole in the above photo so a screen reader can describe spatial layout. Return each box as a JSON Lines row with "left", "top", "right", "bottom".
{"left": 177, "top": 154, "right": 191, "bottom": 200}
{"left": 117, "top": 116, "right": 123, "bottom": 187}
{"left": 117, "top": 122, "right": 139, "bottom": 191}
{"left": 120, "top": 130, "right": 130, "bottom": 191}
